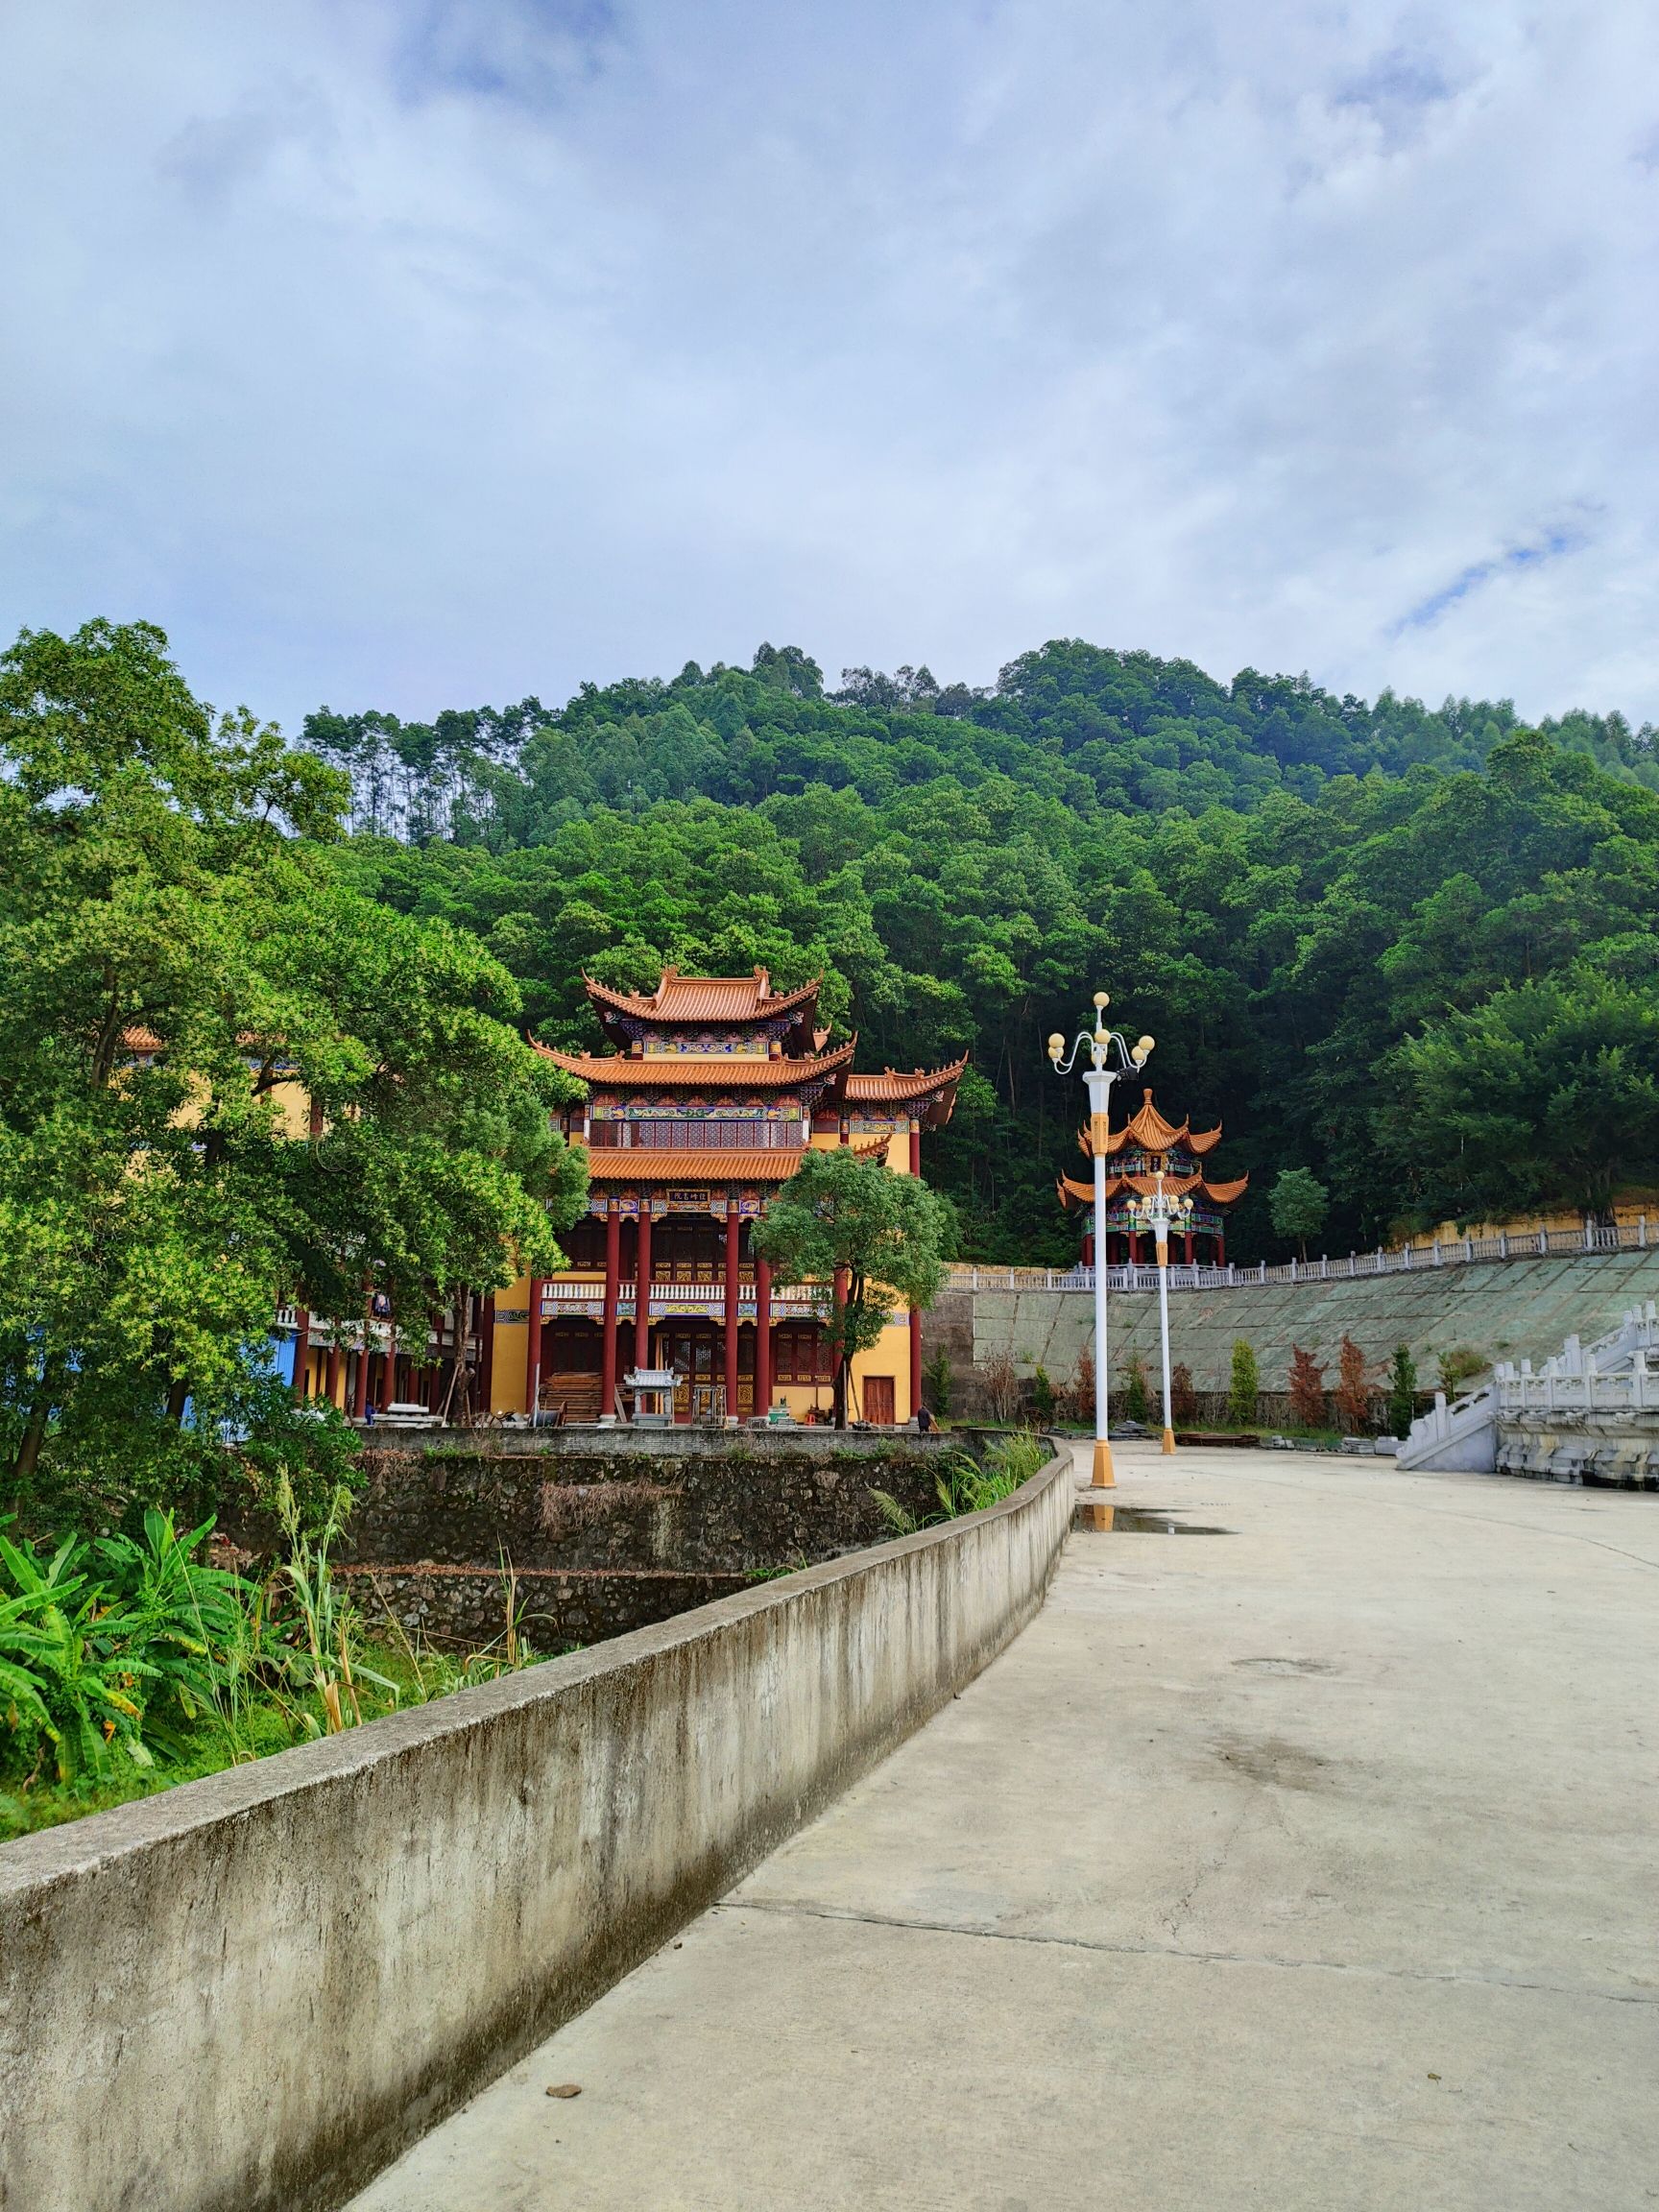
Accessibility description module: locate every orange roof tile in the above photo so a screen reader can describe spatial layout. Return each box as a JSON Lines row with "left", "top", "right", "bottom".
{"left": 843, "top": 1058, "right": 969, "bottom": 1103}
{"left": 1058, "top": 1167, "right": 1249, "bottom": 1209}
{"left": 584, "top": 968, "right": 822, "bottom": 1024}
{"left": 533, "top": 1040, "right": 856, "bottom": 1088}
{"left": 588, "top": 1148, "right": 812, "bottom": 1182}
{"left": 1084, "top": 1090, "right": 1224, "bottom": 1158}
{"left": 587, "top": 1136, "right": 888, "bottom": 1183}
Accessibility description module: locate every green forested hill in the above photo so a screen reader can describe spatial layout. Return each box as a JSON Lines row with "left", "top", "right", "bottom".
{"left": 305, "top": 641, "right": 1659, "bottom": 1262}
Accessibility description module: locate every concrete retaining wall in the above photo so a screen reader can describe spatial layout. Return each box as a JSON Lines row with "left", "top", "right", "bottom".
{"left": 0, "top": 1440, "right": 1071, "bottom": 2212}
{"left": 926, "top": 1251, "right": 1659, "bottom": 1408}
{"left": 220, "top": 1431, "right": 972, "bottom": 1652}
{"left": 1496, "top": 1416, "right": 1659, "bottom": 1489}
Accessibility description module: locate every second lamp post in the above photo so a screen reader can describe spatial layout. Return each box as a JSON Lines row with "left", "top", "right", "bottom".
{"left": 1048, "top": 994, "right": 1153, "bottom": 1488}
{"left": 1125, "top": 1169, "right": 1194, "bottom": 1455}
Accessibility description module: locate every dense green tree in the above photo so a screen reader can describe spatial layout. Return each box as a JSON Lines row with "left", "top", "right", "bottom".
{"left": 750, "top": 1149, "right": 958, "bottom": 1429}
{"left": 1269, "top": 1168, "right": 1330, "bottom": 1259}
{"left": 297, "top": 663, "right": 1659, "bottom": 1260}
{"left": 0, "top": 622, "right": 584, "bottom": 1523}
{"left": 1385, "top": 968, "right": 1659, "bottom": 1227}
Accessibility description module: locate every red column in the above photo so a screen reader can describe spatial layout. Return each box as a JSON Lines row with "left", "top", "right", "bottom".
{"left": 723, "top": 1204, "right": 740, "bottom": 1421}
{"left": 525, "top": 1279, "right": 543, "bottom": 1417}
{"left": 1215, "top": 1233, "right": 1227, "bottom": 1267}
{"left": 601, "top": 1204, "right": 620, "bottom": 1419}
{"left": 908, "top": 1309, "right": 922, "bottom": 1423}
{"left": 1083, "top": 1231, "right": 1094, "bottom": 1265}
{"left": 908, "top": 1118, "right": 922, "bottom": 1177}
{"left": 634, "top": 1208, "right": 653, "bottom": 1370}
{"left": 352, "top": 1322, "right": 370, "bottom": 1419}
{"left": 325, "top": 1342, "right": 341, "bottom": 1407}
{"left": 832, "top": 1265, "right": 849, "bottom": 1416}
{"left": 755, "top": 1254, "right": 772, "bottom": 1413}
{"left": 1183, "top": 1231, "right": 1194, "bottom": 1265}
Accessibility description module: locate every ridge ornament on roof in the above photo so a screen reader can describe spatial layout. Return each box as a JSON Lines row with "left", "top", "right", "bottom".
{"left": 583, "top": 968, "right": 824, "bottom": 1024}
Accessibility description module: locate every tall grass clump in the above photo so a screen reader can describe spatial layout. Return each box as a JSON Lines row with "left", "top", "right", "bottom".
{"left": 870, "top": 1431, "right": 1047, "bottom": 1535}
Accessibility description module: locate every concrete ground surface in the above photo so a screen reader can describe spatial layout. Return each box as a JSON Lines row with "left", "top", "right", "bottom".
{"left": 350, "top": 1445, "right": 1659, "bottom": 2212}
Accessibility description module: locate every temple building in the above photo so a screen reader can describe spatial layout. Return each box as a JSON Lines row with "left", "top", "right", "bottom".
{"left": 487, "top": 969, "right": 965, "bottom": 1425}
{"left": 1057, "top": 1091, "right": 1247, "bottom": 1266}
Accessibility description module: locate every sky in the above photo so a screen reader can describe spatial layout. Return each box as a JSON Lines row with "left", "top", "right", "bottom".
{"left": 3, "top": 1, "right": 1657, "bottom": 732}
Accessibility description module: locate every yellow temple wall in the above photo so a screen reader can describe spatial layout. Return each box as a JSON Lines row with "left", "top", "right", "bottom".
{"left": 490, "top": 1289, "right": 533, "bottom": 1415}
{"left": 269, "top": 1076, "right": 315, "bottom": 1142}
{"left": 482, "top": 1276, "right": 916, "bottom": 1424}
{"left": 1405, "top": 1196, "right": 1659, "bottom": 1250}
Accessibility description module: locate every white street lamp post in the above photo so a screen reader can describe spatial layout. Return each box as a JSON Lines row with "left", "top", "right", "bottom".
{"left": 1048, "top": 994, "right": 1154, "bottom": 1488}
{"left": 1126, "top": 1168, "right": 1193, "bottom": 1456}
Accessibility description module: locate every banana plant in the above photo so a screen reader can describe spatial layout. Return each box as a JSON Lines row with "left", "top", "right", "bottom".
{"left": 0, "top": 1534, "right": 153, "bottom": 1780}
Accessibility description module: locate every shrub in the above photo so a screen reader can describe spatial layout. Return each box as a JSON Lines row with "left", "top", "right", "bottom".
{"left": 921, "top": 1349, "right": 953, "bottom": 1419}
{"left": 980, "top": 1353, "right": 1022, "bottom": 1426}
{"left": 1067, "top": 1348, "right": 1095, "bottom": 1424}
{"left": 1030, "top": 1365, "right": 1057, "bottom": 1423}
{"left": 1122, "top": 1353, "right": 1150, "bottom": 1425}
{"left": 1333, "top": 1335, "right": 1373, "bottom": 1433}
{"left": 1287, "top": 1345, "right": 1327, "bottom": 1431}
{"left": 1436, "top": 1345, "right": 1487, "bottom": 1397}
{"left": 1387, "top": 1345, "right": 1419, "bottom": 1437}
{"left": 1227, "top": 1338, "right": 1260, "bottom": 1428}
{"left": 1169, "top": 1362, "right": 1198, "bottom": 1427}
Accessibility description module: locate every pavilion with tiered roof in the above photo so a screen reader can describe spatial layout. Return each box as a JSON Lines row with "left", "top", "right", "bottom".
{"left": 1057, "top": 1090, "right": 1247, "bottom": 1266}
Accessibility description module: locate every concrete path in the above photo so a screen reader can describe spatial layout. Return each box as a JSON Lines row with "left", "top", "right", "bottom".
{"left": 352, "top": 1446, "right": 1659, "bottom": 2211}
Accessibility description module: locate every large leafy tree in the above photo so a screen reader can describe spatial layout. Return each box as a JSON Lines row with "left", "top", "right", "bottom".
{"left": 1269, "top": 1168, "right": 1329, "bottom": 1260}
{"left": 1384, "top": 967, "right": 1659, "bottom": 1227}
{"left": 751, "top": 1150, "right": 957, "bottom": 1428}
{"left": 0, "top": 621, "right": 583, "bottom": 1520}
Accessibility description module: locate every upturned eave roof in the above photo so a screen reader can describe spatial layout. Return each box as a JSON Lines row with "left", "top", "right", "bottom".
{"left": 533, "top": 1039, "right": 857, "bottom": 1089}
{"left": 844, "top": 1056, "right": 968, "bottom": 1105}
{"left": 1058, "top": 1168, "right": 1249, "bottom": 1210}
{"left": 1081, "top": 1089, "right": 1224, "bottom": 1158}
{"left": 584, "top": 968, "right": 822, "bottom": 1025}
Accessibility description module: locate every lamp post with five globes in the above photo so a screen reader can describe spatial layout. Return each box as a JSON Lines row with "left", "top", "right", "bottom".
{"left": 1047, "top": 995, "right": 1154, "bottom": 1489}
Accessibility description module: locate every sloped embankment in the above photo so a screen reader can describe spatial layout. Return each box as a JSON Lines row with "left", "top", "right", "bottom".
{"left": 926, "top": 1250, "right": 1659, "bottom": 1402}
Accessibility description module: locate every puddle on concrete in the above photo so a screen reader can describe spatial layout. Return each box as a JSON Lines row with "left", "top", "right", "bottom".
{"left": 1071, "top": 1503, "right": 1232, "bottom": 1534}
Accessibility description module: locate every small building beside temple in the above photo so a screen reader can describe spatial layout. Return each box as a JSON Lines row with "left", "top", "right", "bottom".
{"left": 488, "top": 969, "right": 964, "bottom": 1425}
{"left": 1057, "top": 1091, "right": 1247, "bottom": 1265}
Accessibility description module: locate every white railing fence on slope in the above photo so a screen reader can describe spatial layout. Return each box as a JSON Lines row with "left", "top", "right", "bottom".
{"left": 947, "top": 1217, "right": 1652, "bottom": 1297}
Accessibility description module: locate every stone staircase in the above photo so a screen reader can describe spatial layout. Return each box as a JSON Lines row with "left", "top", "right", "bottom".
{"left": 1400, "top": 1301, "right": 1659, "bottom": 1487}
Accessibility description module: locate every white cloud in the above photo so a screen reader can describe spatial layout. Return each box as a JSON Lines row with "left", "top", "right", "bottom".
{"left": 1, "top": 0, "right": 1655, "bottom": 727}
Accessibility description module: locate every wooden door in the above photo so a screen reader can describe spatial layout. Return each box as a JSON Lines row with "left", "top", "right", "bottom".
{"left": 864, "top": 1375, "right": 895, "bottom": 1426}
